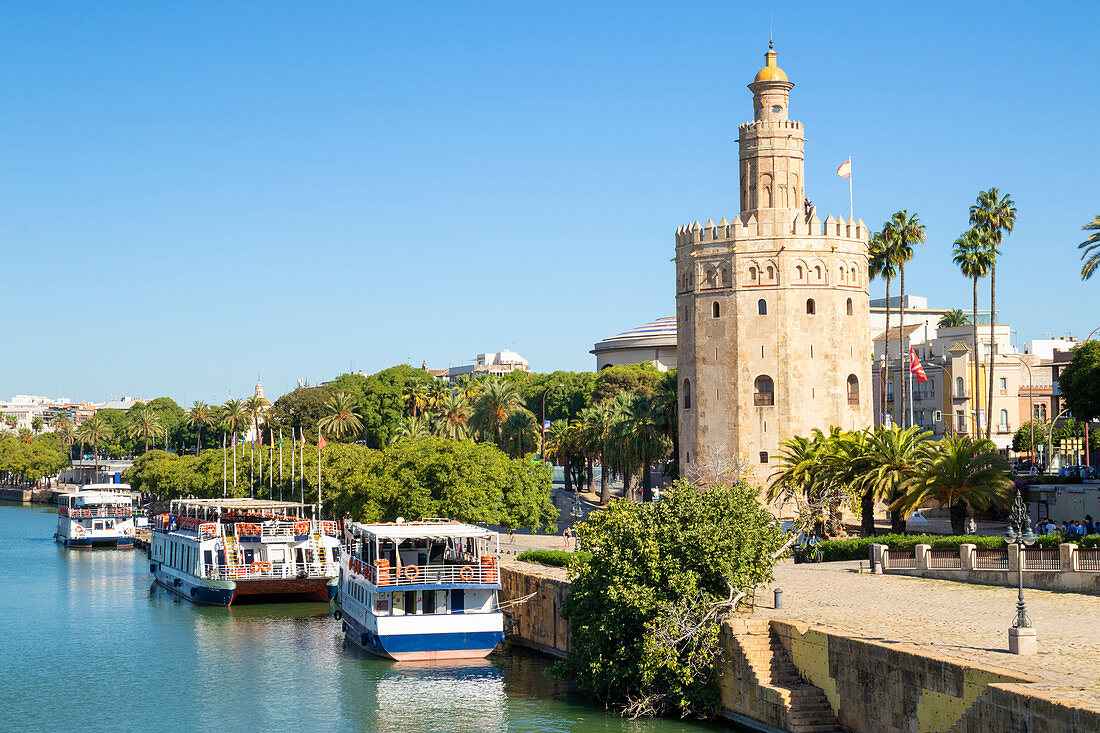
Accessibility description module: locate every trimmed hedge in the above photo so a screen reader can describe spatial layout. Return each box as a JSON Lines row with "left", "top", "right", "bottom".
{"left": 816, "top": 533, "right": 1100, "bottom": 562}
{"left": 516, "top": 549, "right": 593, "bottom": 568}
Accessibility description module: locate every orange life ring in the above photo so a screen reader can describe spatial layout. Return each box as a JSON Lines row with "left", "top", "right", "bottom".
{"left": 459, "top": 565, "right": 474, "bottom": 582}
{"left": 403, "top": 565, "right": 419, "bottom": 581}
{"left": 249, "top": 562, "right": 262, "bottom": 574}
{"left": 260, "top": 561, "right": 272, "bottom": 573}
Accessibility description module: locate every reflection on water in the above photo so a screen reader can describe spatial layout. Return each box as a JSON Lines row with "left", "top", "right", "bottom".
{"left": 1, "top": 502, "right": 728, "bottom": 733}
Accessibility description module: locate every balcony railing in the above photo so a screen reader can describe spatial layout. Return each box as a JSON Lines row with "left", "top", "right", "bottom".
{"left": 62, "top": 506, "right": 133, "bottom": 518}
{"left": 203, "top": 562, "right": 336, "bottom": 581}
{"left": 348, "top": 561, "right": 500, "bottom": 587}
{"left": 754, "top": 393, "right": 774, "bottom": 406}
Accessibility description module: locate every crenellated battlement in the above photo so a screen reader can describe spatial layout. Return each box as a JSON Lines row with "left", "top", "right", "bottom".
{"left": 737, "top": 119, "right": 803, "bottom": 134}
{"left": 675, "top": 213, "right": 867, "bottom": 246}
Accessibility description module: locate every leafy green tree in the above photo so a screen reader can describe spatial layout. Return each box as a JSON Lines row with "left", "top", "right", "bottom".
{"left": 558, "top": 479, "right": 784, "bottom": 719}
{"left": 883, "top": 210, "right": 927, "bottom": 425}
{"left": 591, "top": 363, "right": 663, "bottom": 404}
{"left": 328, "top": 366, "right": 436, "bottom": 448}
{"left": 970, "top": 188, "right": 1017, "bottom": 439}
{"left": 893, "top": 435, "right": 1012, "bottom": 534}
{"left": 1057, "top": 340, "right": 1100, "bottom": 422}
{"left": 937, "top": 309, "right": 970, "bottom": 328}
{"left": 1077, "top": 215, "right": 1100, "bottom": 280}
{"left": 146, "top": 397, "right": 185, "bottom": 451}
{"left": 267, "top": 386, "right": 331, "bottom": 439}
{"left": 1012, "top": 420, "right": 1049, "bottom": 455}
{"left": 318, "top": 391, "right": 364, "bottom": 440}
{"left": 953, "top": 228, "right": 995, "bottom": 438}
{"left": 520, "top": 371, "right": 596, "bottom": 424}
{"left": 127, "top": 403, "right": 162, "bottom": 454}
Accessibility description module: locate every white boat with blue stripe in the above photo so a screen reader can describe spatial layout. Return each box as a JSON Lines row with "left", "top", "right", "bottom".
{"left": 55, "top": 485, "right": 137, "bottom": 549}
{"left": 337, "top": 519, "right": 504, "bottom": 661}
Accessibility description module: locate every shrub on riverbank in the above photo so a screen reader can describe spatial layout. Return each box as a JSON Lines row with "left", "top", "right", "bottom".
{"left": 815, "top": 533, "right": 1100, "bottom": 561}
{"left": 556, "top": 479, "right": 784, "bottom": 720}
{"left": 123, "top": 438, "right": 557, "bottom": 530}
{"left": 516, "top": 549, "right": 592, "bottom": 568}
{"left": 0, "top": 434, "right": 69, "bottom": 485}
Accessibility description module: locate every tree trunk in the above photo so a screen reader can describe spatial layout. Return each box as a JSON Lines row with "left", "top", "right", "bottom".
{"left": 889, "top": 509, "right": 906, "bottom": 535}
{"left": 623, "top": 470, "right": 633, "bottom": 502}
{"left": 972, "top": 276, "right": 980, "bottom": 439}
{"left": 599, "top": 453, "right": 611, "bottom": 505}
{"left": 861, "top": 487, "right": 876, "bottom": 536}
{"left": 884, "top": 278, "right": 892, "bottom": 427}
{"left": 986, "top": 263, "right": 996, "bottom": 441}
{"left": 587, "top": 458, "right": 595, "bottom": 493}
{"left": 642, "top": 462, "right": 653, "bottom": 502}
{"left": 900, "top": 264, "right": 907, "bottom": 428}
{"left": 950, "top": 501, "right": 969, "bottom": 535}
{"left": 564, "top": 457, "right": 573, "bottom": 492}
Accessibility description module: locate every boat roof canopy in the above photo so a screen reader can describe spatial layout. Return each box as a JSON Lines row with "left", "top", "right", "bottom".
{"left": 171, "top": 498, "right": 309, "bottom": 511}
{"left": 351, "top": 520, "right": 494, "bottom": 541}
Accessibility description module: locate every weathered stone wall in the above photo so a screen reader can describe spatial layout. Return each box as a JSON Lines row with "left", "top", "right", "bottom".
{"left": 498, "top": 562, "right": 571, "bottom": 658}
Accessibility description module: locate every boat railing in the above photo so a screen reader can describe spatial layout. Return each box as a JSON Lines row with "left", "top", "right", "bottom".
{"left": 347, "top": 558, "right": 500, "bottom": 587}
{"left": 204, "top": 562, "right": 336, "bottom": 581}
{"left": 62, "top": 506, "right": 133, "bottom": 518}
{"left": 260, "top": 520, "right": 313, "bottom": 540}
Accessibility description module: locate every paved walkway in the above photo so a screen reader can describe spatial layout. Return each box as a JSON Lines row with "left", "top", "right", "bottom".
{"left": 758, "top": 560, "right": 1100, "bottom": 707}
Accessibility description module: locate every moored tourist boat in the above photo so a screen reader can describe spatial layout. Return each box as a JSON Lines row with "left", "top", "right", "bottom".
{"left": 55, "top": 484, "right": 137, "bottom": 548}
{"left": 337, "top": 519, "right": 504, "bottom": 661}
{"left": 149, "top": 498, "right": 340, "bottom": 606}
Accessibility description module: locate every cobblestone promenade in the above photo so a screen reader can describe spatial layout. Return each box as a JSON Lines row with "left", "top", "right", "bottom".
{"left": 759, "top": 560, "right": 1100, "bottom": 707}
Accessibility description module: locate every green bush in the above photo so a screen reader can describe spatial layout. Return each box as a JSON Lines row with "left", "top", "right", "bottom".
{"left": 815, "top": 532, "right": 1100, "bottom": 561}
{"left": 516, "top": 549, "right": 592, "bottom": 567}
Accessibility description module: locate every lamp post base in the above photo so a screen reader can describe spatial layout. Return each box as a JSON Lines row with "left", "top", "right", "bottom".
{"left": 1009, "top": 626, "right": 1037, "bottom": 655}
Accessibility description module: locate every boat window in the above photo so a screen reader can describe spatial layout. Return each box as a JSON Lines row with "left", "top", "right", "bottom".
{"left": 204, "top": 550, "right": 213, "bottom": 568}
{"left": 422, "top": 590, "right": 435, "bottom": 614}
{"left": 374, "top": 593, "right": 390, "bottom": 615}
{"left": 405, "top": 590, "right": 418, "bottom": 615}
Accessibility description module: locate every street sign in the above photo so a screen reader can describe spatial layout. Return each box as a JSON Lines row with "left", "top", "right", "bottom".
{"left": 543, "top": 420, "right": 551, "bottom": 430}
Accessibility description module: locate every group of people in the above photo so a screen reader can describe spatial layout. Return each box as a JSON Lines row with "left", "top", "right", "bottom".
{"left": 1036, "top": 515, "right": 1098, "bottom": 536}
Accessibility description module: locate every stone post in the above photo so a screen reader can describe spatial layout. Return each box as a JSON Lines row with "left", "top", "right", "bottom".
{"left": 915, "top": 544, "right": 931, "bottom": 571}
{"left": 959, "top": 543, "right": 976, "bottom": 571}
{"left": 870, "top": 543, "right": 887, "bottom": 574}
{"left": 1060, "top": 543, "right": 1078, "bottom": 572}
{"left": 1007, "top": 543, "right": 1021, "bottom": 573}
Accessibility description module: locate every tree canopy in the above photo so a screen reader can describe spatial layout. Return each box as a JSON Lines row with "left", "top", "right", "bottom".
{"left": 1057, "top": 341, "right": 1100, "bottom": 422}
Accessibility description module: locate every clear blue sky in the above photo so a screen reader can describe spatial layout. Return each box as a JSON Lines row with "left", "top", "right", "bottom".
{"left": 2, "top": 2, "right": 1098, "bottom": 405}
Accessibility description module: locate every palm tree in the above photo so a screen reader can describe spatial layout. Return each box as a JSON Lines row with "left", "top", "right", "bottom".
{"left": 4, "top": 414, "right": 17, "bottom": 430}
{"left": 390, "top": 415, "right": 431, "bottom": 444}
{"left": 970, "top": 189, "right": 1017, "bottom": 440}
{"left": 402, "top": 383, "right": 429, "bottom": 418}
{"left": 893, "top": 435, "right": 1012, "bottom": 534}
{"left": 622, "top": 395, "right": 671, "bottom": 503}
{"left": 861, "top": 425, "right": 932, "bottom": 534}
{"left": 425, "top": 380, "right": 449, "bottom": 415}
{"left": 580, "top": 401, "right": 620, "bottom": 504}
{"left": 53, "top": 417, "right": 76, "bottom": 463}
{"left": 17, "top": 427, "right": 34, "bottom": 443}
{"left": 868, "top": 230, "right": 898, "bottom": 426}
{"left": 1077, "top": 215, "right": 1100, "bottom": 280}
{"left": 76, "top": 416, "right": 113, "bottom": 479}
{"left": 952, "top": 229, "right": 995, "bottom": 438}
{"left": 245, "top": 394, "right": 269, "bottom": 445}
{"left": 127, "top": 404, "right": 162, "bottom": 454}
{"left": 185, "top": 400, "right": 214, "bottom": 455}
{"left": 433, "top": 392, "right": 471, "bottom": 440}
{"left": 882, "top": 210, "right": 926, "bottom": 427}
{"left": 471, "top": 377, "right": 525, "bottom": 447}
{"left": 545, "top": 420, "right": 583, "bottom": 492}
{"left": 501, "top": 410, "right": 540, "bottom": 458}
{"left": 937, "top": 309, "right": 970, "bottom": 328}
{"left": 318, "top": 392, "right": 364, "bottom": 440}
{"left": 222, "top": 398, "right": 248, "bottom": 445}
{"left": 30, "top": 416, "right": 43, "bottom": 433}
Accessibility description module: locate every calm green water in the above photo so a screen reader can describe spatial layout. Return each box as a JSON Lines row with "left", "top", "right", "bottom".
{"left": 1, "top": 502, "right": 728, "bottom": 733}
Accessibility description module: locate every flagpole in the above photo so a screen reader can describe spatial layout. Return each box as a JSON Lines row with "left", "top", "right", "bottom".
{"left": 848, "top": 154, "right": 854, "bottom": 221}
{"left": 317, "top": 427, "right": 322, "bottom": 519}
{"left": 300, "top": 427, "right": 304, "bottom": 506}
{"left": 222, "top": 433, "right": 227, "bottom": 498}
{"left": 233, "top": 435, "right": 237, "bottom": 487}
{"left": 258, "top": 432, "right": 263, "bottom": 498}
{"left": 250, "top": 436, "right": 254, "bottom": 499}
{"left": 908, "top": 349, "right": 915, "bottom": 429}
{"left": 279, "top": 429, "right": 283, "bottom": 502}
{"left": 290, "top": 428, "right": 295, "bottom": 504}
{"left": 268, "top": 429, "right": 273, "bottom": 496}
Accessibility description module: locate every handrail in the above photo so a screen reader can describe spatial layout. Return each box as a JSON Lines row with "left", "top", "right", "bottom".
{"left": 204, "top": 562, "right": 337, "bottom": 581}
{"left": 346, "top": 560, "right": 500, "bottom": 587}
{"left": 61, "top": 506, "right": 133, "bottom": 518}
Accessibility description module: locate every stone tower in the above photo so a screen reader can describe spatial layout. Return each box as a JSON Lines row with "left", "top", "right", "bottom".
{"left": 675, "top": 45, "right": 872, "bottom": 486}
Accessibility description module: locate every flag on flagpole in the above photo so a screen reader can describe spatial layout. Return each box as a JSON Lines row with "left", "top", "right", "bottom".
{"left": 836, "top": 158, "right": 851, "bottom": 179}
{"left": 318, "top": 433, "right": 328, "bottom": 450}
{"left": 909, "top": 347, "right": 928, "bottom": 383}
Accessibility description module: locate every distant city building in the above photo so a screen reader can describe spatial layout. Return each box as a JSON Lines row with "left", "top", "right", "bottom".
{"left": 425, "top": 350, "right": 531, "bottom": 382}
{"left": 869, "top": 295, "right": 953, "bottom": 345}
{"left": 591, "top": 317, "right": 677, "bottom": 371}
{"left": 1022, "top": 336, "right": 1078, "bottom": 362}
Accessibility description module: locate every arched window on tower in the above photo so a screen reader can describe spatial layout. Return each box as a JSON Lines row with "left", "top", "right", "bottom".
{"left": 764, "top": 186, "right": 772, "bottom": 207}
{"left": 796, "top": 265, "right": 804, "bottom": 280}
{"left": 999, "top": 409, "right": 1009, "bottom": 432}
{"left": 956, "top": 376, "right": 965, "bottom": 398}
{"left": 749, "top": 266, "right": 757, "bottom": 282}
{"left": 754, "top": 376, "right": 774, "bottom": 406}
{"left": 758, "top": 299, "right": 767, "bottom": 315}
{"left": 766, "top": 265, "right": 775, "bottom": 280}
{"left": 683, "top": 379, "right": 692, "bottom": 410}
{"left": 814, "top": 265, "right": 823, "bottom": 281}
{"left": 806, "top": 298, "right": 816, "bottom": 315}
{"left": 847, "top": 375, "right": 859, "bottom": 405}
{"left": 846, "top": 298, "right": 853, "bottom": 316}
{"left": 712, "top": 302, "right": 720, "bottom": 318}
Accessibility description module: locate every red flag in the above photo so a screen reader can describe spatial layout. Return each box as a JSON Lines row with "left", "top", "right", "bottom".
{"left": 909, "top": 347, "right": 928, "bottom": 383}
{"left": 318, "top": 433, "right": 328, "bottom": 449}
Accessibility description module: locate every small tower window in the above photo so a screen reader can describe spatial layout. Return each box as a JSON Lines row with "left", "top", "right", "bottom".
{"left": 754, "top": 376, "right": 775, "bottom": 406}
{"left": 683, "top": 379, "right": 692, "bottom": 410}
{"left": 796, "top": 265, "right": 803, "bottom": 280}
{"left": 766, "top": 265, "right": 774, "bottom": 280}
{"left": 757, "top": 299, "right": 767, "bottom": 315}
{"left": 712, "top": 302, "right": 721, "bottom": 318}
{"left": 806, "top": 299, "right": 816, "bottom": 315}
{"left": 846, "top": 298, "right": 853, "bottom": 316}
{"left": 847, "top": 375, "right": 860, "bottom": 405}
{"left": 815, "top": 265, "right": 823, "bottom": 281}
{"left": 749, "top": 266, "right": 757, "bottom": 281}
{"left": 956, "top": 377, "right": 965, "bottom": 397}
{"left": 759, "top": 451, "right": 769, "bottom": 464}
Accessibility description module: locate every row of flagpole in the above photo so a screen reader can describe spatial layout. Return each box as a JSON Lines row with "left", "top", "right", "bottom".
{"left": 219, "top": 426, "right": 324, "bottom": 516}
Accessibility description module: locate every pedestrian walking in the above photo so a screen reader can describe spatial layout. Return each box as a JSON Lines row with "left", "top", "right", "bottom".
{"left": 562, "top": 526, "right": 572, "bottom": 550}
{"left": 966, "top": 516, "right": 977, "bottom": 535}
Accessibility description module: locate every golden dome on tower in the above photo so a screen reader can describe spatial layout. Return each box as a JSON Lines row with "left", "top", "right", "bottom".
{"left": 753, "top": 43, "right": 788, "bottom": 83}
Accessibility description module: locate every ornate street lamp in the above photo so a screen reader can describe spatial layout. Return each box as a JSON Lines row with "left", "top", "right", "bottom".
{"left": 1003, "top": 488, "right": 1038, "bottom": 653}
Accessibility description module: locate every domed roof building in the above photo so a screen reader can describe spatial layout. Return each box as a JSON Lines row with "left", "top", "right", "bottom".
{"left": 591, "top": 317, "right": 677, "bottom": 371}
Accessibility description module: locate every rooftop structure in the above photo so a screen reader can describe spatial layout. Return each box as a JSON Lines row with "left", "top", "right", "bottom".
{"left": 591, "top": 317, "right": 677, "bottom": 371}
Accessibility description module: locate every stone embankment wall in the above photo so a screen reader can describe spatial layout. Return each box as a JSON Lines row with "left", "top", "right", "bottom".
{"left": 498, "top": 561, "right": 571, "bottom": 658}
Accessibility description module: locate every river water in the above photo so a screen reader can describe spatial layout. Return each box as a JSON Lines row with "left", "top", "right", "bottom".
{"left": 1, "top": 502, "right": 727, "bottom": 732}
